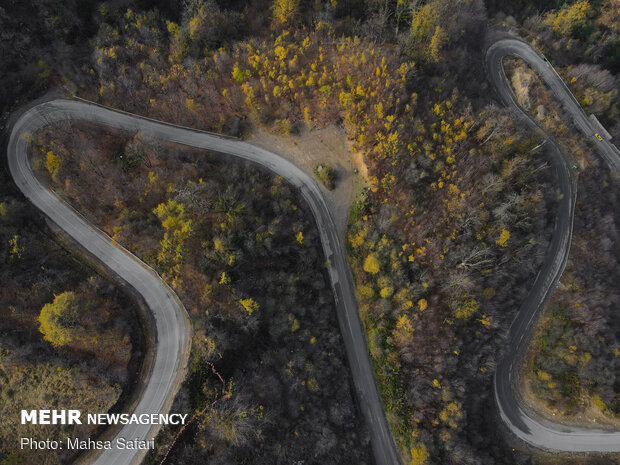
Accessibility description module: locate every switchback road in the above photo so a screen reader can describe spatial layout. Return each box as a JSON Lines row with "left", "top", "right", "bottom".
{"left": 486, "top": 37, "right": 620, "bottom": 452}
{"left": 7, "top": 34, "right": 619, "bottom": 465}
{"left": 7, "top": 99, "right": 402, "bottom": 465}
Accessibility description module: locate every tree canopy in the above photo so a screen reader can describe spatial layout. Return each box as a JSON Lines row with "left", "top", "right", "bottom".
{"left": 38, "top": 291, "right": 80, "bottom": 347}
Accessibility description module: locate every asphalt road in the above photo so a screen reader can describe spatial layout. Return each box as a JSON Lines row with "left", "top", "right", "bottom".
{"left": 7, "top": 99, "right": 402, "bottom": 465}
{"left": 486, "top": 37, "right": 620, "bottom": 452}
{"left": 7, "top": 103, "right": 193, "bottom": 465}
{"left": 8, "top": 35, "right": 617, "bottom": 464}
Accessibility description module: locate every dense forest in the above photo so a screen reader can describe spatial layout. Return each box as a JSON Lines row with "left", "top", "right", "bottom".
{"left": 32, "top": 123, "right": 372, "bottom": 464}
{"left": 1, "top": 0, "right": 619, "bottom": 464}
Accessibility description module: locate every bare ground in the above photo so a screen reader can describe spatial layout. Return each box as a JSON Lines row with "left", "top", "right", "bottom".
{"left": 248, "top": 124, "right": 367, "bottom": 236}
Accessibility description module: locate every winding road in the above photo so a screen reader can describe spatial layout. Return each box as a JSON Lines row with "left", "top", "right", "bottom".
{"left": 6, "top": 34, "right": 619, "bottom": 465}
{"left": 486, "top": 37, "right": 620, "bottom": 452}
{"left": 7, "top": 99, "right": 401, "bottom": 465}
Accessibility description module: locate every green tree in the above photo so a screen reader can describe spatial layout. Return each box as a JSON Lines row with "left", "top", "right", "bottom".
{"left": 38, "top": 292, "right": 80, "bottom": 347}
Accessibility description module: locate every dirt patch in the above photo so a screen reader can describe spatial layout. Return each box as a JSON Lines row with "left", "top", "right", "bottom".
{"left": 351, "top": 148, "right": 369, "bottom": 181}
{"left": 511, "top": 66, "right": 534, "bottom": 110}
{"left": 248, "top": 125, "right": 362, "bottom": 235}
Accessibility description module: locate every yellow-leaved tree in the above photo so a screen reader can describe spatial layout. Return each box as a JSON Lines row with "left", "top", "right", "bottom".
{"left": 363, "top": 254, "right": 381, "bottom": 274}
{"left": 544, "top": 0, "right": 591, "bottom": 37}
{"left": 240, "top": 298, "right": 259, "bottom": 315}
{"left": 39, "top": 292, "right": 80, "bottom": 347}
{"left": 272, "top": 0, "right": 299, "bottom": 28}
{"left": 409, "top": 441, "right": 429, "bottom": 465}
{"left": 153, "top": 199, "right": 193, "bottom": 282}
{"left": 428, "top": 26, "right": 448, "bottom": 63}
{"left": 454, "top": 295, "right": 479, "bottom": 319}
{"left": 496, "top": 228, "right": 510, "bottom": 247}
{"left": 46, "top": 151, "right": 61, "bottom": 181}
{"left": 393, "top": 314, "right": 414, "bottom": 347}
{"left": 411, "top": 4, "right": 436, "bottom": 44}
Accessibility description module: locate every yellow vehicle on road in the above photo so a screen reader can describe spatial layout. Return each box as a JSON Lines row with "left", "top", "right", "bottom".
{"left": 594, "top": 133, "right": 603, "bottom": 141}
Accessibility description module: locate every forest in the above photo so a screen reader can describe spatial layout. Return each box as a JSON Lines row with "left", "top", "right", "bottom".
{"left": 1, "top": 0, "right": 619, "bottom": 464}
{"left": 0, "top": 165, "right": 141, "bottom": 464}
{"left": 506, "top": 58, "right": 619, "bottom": 423}
{"left": 32, "top": 123, "right": 372, "bottom": 464}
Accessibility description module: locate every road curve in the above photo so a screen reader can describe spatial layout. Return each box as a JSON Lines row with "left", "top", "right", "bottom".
{"left": 486, "top": 37, "right": 620, "bottom": 452}
{"left": 7, "top": 103, "right": 193, "bottom": 465}
{"left": 7, "top": 99, "right": 402, "bottom": 465}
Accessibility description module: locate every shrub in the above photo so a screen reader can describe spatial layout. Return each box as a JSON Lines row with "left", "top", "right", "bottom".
{"left": 314, "top": 162, "right": 336, "bottom": 190}
{"left": 38, "top": 292, "right": 80, "bottom": 347}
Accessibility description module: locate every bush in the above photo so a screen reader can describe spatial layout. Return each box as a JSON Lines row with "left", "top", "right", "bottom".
{"left": 314, "top": 162, "right": 336, "bottom": 190}
{"left": 38, "top": 292, "right": 80, "bottom": 347}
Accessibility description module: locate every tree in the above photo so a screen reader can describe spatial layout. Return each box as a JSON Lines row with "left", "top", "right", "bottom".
{"left": 168, "top": 20, "right": 189, "bottom": 63}
{"left": 121, "top": 132, "right": 149, "bottom": 170}
{"left": 181, "top": 0, "right": 242, "bottom": 56}
{"left": 544, "top": 0, "right": 591, "bottom": 37}
{"left": 393, "top": 314, "right": 414, "bottom": 346}
{"left": 439, "top": 400, "right": 463, "bottom": 428}
{"left": 428, "top": 25, "right": 447, "bottom": 63}
{"left": 38, "top": 292, "right": 80, "bottom": 347}
{"left": 409, "top": 442, "right": 429, "bottom": 465}
{"left": 239, "top": 298, "right": 259, "bottom": 315}
{"left": 314, "top": 162, "right": 336, "bottom": 189}
{"left": 8, "top": 234, "right": 24, "bottom": 259}
{"left": 496, "top": 228, "right": 510, "bottom": 247}
{"left": 272, "top": 0, "right": 299, "bottom": 28}
{"left": 395, "top": 0, "right": 418, "bottom": 36}
{"left": 153, "top": 199, "right": 193, "bottom": 282}
{"left": 410, "top": 4, "right": 436, "bottom": 45}
{"left": 363, "top": 254, "right": 381, "bottom": 274}
{"left": 45, "top": 151, "right": 61, "bottom": 181}
{"left": 454, "top": 295, "right": 479, "bottom": 319}
{"left": 199, "top": 397, "right": 257, "bottom": 446}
